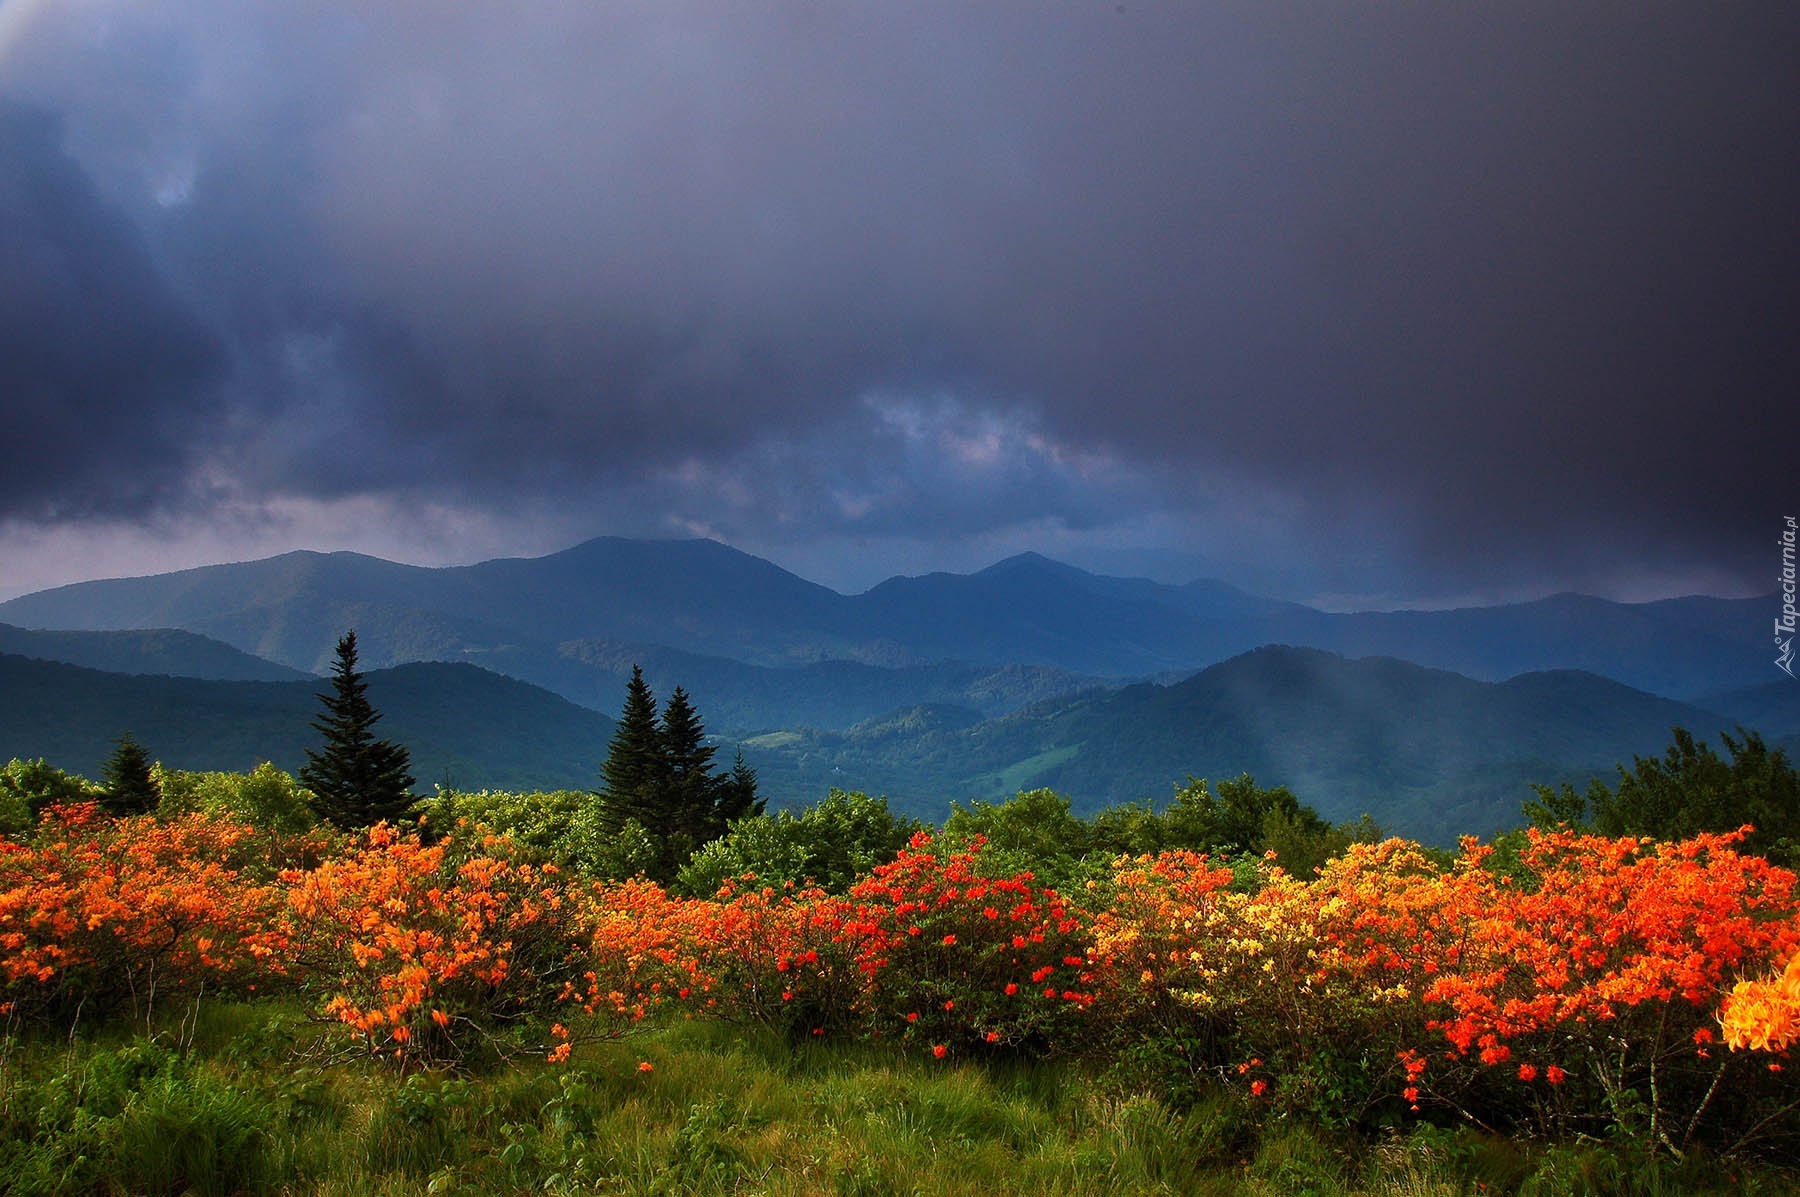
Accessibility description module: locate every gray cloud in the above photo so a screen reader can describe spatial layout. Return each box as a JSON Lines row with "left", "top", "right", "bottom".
{"left": 0, "top": 103, "right": 224, "bottom": 520}
{"left": 1, "top": 2, "right": 1793, "bottom": 601}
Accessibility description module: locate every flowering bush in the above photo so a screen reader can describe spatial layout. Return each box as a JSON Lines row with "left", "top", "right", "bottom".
{"left": 0, "top": 805, "right": 284, "bottom": 1023}
{"left": 275, "top": 823, "right": 586, "bottom": 1064}
{"left": 4, "top": 799, "right": 1797, "bottom": 1153}
{"left": 837, "top": 834, "right": 1097, "bottom": 1055}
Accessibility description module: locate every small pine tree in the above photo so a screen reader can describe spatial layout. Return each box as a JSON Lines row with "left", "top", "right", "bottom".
{"left": 717, "top": 747, "right": 764, "bottom": 825}
{"left": 101, "top": 732, "right": 159, "bottom": 816}
{"left": 300, "top": 631, "right": 416, "bottom": 828}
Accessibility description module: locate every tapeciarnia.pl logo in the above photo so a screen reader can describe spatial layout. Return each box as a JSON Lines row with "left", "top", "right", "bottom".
{"left": 1779, "top": 516, "right": 1797, "bottom": 678}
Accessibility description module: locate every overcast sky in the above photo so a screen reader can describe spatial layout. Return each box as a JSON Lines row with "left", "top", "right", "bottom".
{"left": 0, "top": 2, "right": 1793, "bottom": 606}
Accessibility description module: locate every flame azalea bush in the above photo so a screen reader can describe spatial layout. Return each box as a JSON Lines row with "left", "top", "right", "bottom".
{"left": 835, "top": 833, "right": 1097, "bottom": 1055}
{"left": 0, "top": 804, "right": 285, "bottom": 1023}
{"left": 575, "top": 836, "right": 1098, "bottom": 1054}
{"left": 570, "top": 874, "right": 863, "bottom": 1039}
{"left": 274, "top": 823, "right": 588, "bottom": 1065}
{"left": 1091, "top": 847, "right": 1424, "bottom": 1119}
{"left": 1722, "top": 950, "right": 1800, "bottom": 1053}
{"left": 683, "top": 880, "right": 863, "bottom": 1036}
{"left": 1087, "top": 851, "right": 1243, "bottom": 1068}
{"left": 1303, "top": 829, "right": 1800, "bottom": 1145}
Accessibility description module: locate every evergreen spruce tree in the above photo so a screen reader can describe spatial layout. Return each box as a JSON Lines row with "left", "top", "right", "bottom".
{"left": 595, "top": 671, "right": 744, "bottom": 880}
{"left": 597, "top": 666, "right": 667, "bottom": 838}
{"left": 660, "top": 686, "right": 722, "bottom": 855}
{"left": 717, "top": 747, "right": 765, "bottom": 826}
{"left": 300, "top": 631, "right": 416, "bottom": 828}
{"left": 101, "top": 731, "right": 159, "bottom": 816}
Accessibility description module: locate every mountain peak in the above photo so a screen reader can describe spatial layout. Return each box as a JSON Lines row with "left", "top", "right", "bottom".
{"left": 975, "top": 551, "right": 1089, "bottom": 579}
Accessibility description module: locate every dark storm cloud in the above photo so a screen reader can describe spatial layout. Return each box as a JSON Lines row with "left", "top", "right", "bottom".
{"left": 3, "top": 2, "right": 1794, "bottom": 598}
{"left": 0, "top": 102, "right": 224, "bottom": 520}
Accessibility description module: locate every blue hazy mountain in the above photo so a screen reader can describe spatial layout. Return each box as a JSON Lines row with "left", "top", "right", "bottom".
{"left": 0, "top": 539, "right": 1775, "bottom": 714}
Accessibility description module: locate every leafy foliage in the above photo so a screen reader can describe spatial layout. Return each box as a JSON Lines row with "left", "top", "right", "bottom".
{"left": 677, "top": 788, "right": 920, "bottom": 896}
{"left": 0, "top": 758, "right": 100, "bottom": 834}
{"left": 154, "top": 762, "right": 317, "bottom": 835}
{"left": 1526, "top": 726, "right": 1800, "bottom": 864}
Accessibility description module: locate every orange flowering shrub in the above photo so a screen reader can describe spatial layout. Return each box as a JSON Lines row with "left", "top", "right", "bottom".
{"left": 1720, "top": 949, "right": 1800, "bottom": 1053}
{"left": 1087, "top": 849, "right": 1238, "bottom": 1062}
{"left": 572, "top": 877, "right": 708, "bottom": 1023}
{"left": 0, "top": 804, "right": 284, "bottom": 1023}
{"left": 1297, "top": 829, "right": 1800, "bottom": 1138}
{"left": 1418, "top": 831, "right": 1798, "bottom": 1068}
{"left": 833, "top": 833, "right": 1096, "bottom": 1054}
{"left": 683, "top": 880, "right": 863, "bottom": 1035}
{"left": 276, "top": 824, "right": 585, "bottom": 1064}
{"left": 1090, "top": 846, "right": 1423, "bottom": 1115}
{"left": 571, "top": 877, "right": 853, "bottom": 1030}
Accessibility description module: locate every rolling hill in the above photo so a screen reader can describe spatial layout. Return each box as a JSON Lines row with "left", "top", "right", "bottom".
{"left": 0, "top": 653, "right": 614, "bottom": 793}
{"left": 737, "top": 646, "right": 1745, "bottom": 845}
{"left": 0, "top": 623, "right": 310, "bottom": 682}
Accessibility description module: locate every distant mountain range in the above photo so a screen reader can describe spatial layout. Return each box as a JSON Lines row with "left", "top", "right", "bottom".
{"left": 0, "top": 623, "right": 311, "bottom": 683}
{"left": 0, "top": 538, "right": 1778, "bottom": 714}
{"left": 1, "top": 537, "right": 1792, "bottom": 842}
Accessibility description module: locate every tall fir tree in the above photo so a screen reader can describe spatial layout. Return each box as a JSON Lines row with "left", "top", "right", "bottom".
{"left": 101, "top": 731, "right": 159, "bottom": 816}
{"left": 300, "top": 631, "right": 416, "bottom": 828}
{"left": 597, "top": 665, "right": 668, "bottom": 838}
{"left": 595, "top": 670, "right": 746, "bottom": 880}
{"left": 660, "top": 685, "right": 722, "bottom": 854}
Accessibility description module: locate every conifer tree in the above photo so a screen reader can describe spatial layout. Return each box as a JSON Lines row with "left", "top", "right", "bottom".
{"left": 300, "top": 631, "right": 416, "bottom": 828}
{"left": 596, "top": 671, "right": 744, "bottom": 880}
{"left": 597, "top": 665, "right": 667, "bottom": 837}
{"left": 718, "top": 747, "right": 764, "bottom": 826}
{"left": 660, "top": 685, "right": 721, "bottom": 850}
{"left": 101, "top": 731, "right": 159, "bottom": 816}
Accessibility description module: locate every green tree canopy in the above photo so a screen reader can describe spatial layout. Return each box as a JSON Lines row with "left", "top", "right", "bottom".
{"left": 1525, "top": 726, "right": 1800, "bottom": 863}
{"left": 299, "top": 631, "right": 416, "bottom": 829}
{"left": 1, "top": 758, "right": 102, "bottom": 830}
{"left": 678, "top": 788, "right": 922, "bottom": 897}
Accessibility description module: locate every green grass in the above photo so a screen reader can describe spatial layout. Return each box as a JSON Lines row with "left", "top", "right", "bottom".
{"left": 1, "top": 1002, "right": 1793, "bottom": 1196}
{"left": 968, "top": 744, "right": 1082, "bottom": 797}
